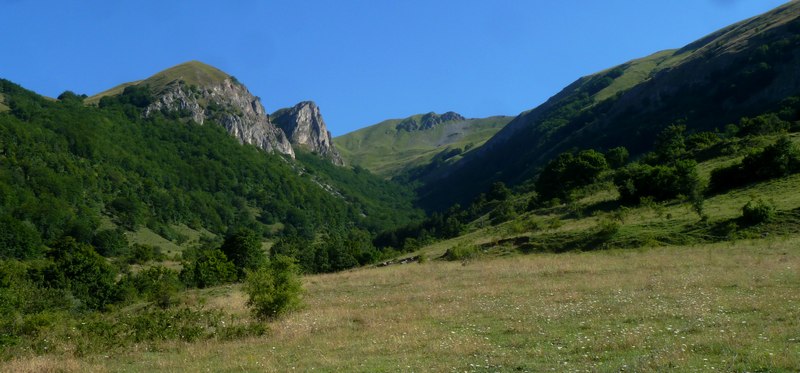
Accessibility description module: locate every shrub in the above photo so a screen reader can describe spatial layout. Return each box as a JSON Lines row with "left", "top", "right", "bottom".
{"left": 605, "top": 146, "right": 629, "bottom": 168}
{"left": 710, "top": 136, "right": 800, "bottom": 192}
{"left": 741, "top": 199, "right": 775, "bottom": 225}
{"left": 130, "top": 266, "right": 182, "bottom": 308}
{"left": 595, "top": 219, "right": 620, "bottom": 239}
{"left": 126, "top": 244, "right": 165, "bottom": 264}
{"left": 490, "top": 200, "right": 518, "bottom": 224}
{"left": 244, "top": 255, "right": 303, "bottom": 321}
{"left": 614, "top": 160, "right": 701, "bottom": 205}
{"left": 443, "top": 243, "right": 480, "bottom": 261}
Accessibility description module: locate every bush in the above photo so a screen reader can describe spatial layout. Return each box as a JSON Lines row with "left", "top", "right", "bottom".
{"left": 595, "top": 219, "right": 620, "bottom": 239}
{"left": 741, "top": 199, "right": 775, "bottom": 225}
{"left": 614, "top": 160, "right": 701, "bottom": 205}
{"left": 443, "top": 243, "right": 480, "bottom": 261}
{"left": 130, "top": 266, "right": 182, "bottom": 308}
{"left": 710, "top": 136, "right": 800, "bottom": 192}
{"left": 244, "top": 255, "right": 303, "bottom": 321}
{"left": 490, "top": 200, "right": 517, "bottom": 224}
{"left": 126, "top": 244, "right": 165, "bottom": 264}
{"left": 605, "top": 146, "right": 629, "bottom": 168}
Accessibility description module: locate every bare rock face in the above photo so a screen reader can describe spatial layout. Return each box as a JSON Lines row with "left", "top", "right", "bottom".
{"left": 145, "top": 78, "right": 295, "bottom": 157}
{"left": 272, "top": 101, "right": 344, "bottom": 166}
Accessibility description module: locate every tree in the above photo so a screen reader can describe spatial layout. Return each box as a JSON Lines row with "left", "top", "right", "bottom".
{"left": 92, "top": 228, "right": 129, "bottom": 257}
{"left": 45, "top": 237, "right": 120, "bottom": 310}
{"left": 486, "top": 182, "right": 511, "bottom": 201}
{"left": 613, "top": 160, "right": 701, "bottom": 205}
{"left": 652, "top": 124, "right": 688, "bottom": 164}
{"left": 605, "top": 146, "right": 629, "bottom": 168}
{"left": 244, "top": 255, "right": 303, "bottom": 321}
{"left": 0, "top": 215, "right": 41, "bottom": 260}
{"left": 180, "top": 249, "right": 236, "bottom": 288}
{"left": 536, "top": 149, "right": 609, "bottom": 201}
{"left": 219, "top": 228, "right": 266, "bottom": 280}
{"left": 57, "top": 91, "right": 86, "bottom": 104}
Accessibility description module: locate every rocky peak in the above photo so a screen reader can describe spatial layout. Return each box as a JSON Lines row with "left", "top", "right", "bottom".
{"left": 396, "top": 111, "right": 466, "bottom": 132}
{"left": 271, "top": 101, "right": 344, "bottom": 166}
{"left": 141, "top": 62, "right": 295, "bottom": 157}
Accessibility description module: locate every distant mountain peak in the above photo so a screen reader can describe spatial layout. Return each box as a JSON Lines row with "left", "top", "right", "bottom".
{"left": 147, "top": 60, "right": 232, "bottom": 89}
{"left": 272, "top": 101, "right": 344, "bottom": 165}
{"left": 396, "top": 111, "right": 466, "bottom": 132}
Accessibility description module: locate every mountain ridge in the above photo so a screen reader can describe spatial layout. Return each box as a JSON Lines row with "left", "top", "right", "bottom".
{"left": 335, "top": 113, "right": 512, "bottom": 177}
{"left": 85, "top": 61, "right": 300, "bottom": 157}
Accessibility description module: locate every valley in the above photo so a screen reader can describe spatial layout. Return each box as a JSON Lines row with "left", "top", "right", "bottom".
{"left": 1, "top": 1, "right": 800, "bottom": 372}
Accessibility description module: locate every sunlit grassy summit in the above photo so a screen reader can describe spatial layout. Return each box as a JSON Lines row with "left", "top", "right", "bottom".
{"left": 86, "top": 60, "right": 231, "bottom": 104}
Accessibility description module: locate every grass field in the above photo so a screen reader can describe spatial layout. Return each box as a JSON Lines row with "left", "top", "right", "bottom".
{"left": 0, "top": 93, "right": 8, "bottom": 112}
{"left": 4, "top": 238, "right": 797, "bottom": 372}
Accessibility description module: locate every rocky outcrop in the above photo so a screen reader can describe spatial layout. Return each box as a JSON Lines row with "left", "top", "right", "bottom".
{"left": 396, "top": 111, "right": 465, "bottom": 132}
{"left": 272, "top": 101, "right": 344, "bottom": 165}
{"left": 145, "top": 78, "right": 295, "bottom": 157}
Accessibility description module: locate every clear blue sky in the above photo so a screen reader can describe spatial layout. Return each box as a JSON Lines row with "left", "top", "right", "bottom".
{"left": 0, "top": 0, "right": 790, "bottom": 135}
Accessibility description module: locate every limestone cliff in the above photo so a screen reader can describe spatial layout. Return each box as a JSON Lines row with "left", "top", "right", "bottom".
{"left": 108, "top": 61, "right": 295, "bottom": 157}
{"left": 272, "top": 101, "right": 344, "bottom": 165}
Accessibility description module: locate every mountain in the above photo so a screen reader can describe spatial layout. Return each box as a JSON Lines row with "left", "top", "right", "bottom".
{"left": 418, "top": 1, "right": 800, "bottom": 210}
{"left": 0, "top": 77, "right": 422, "bottom": 251}
{"left": 272, "top": 101, "right": 344, "bottom": 165}
{"left": 335, "top": 112, "right": 512, "bottom": 176}
{"left": 88, "top": 61, "right": 295, "bottom": 157}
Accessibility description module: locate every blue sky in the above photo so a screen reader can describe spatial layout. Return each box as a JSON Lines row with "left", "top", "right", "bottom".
{"left": 0, "top": 0, "right": 790, "bottom": 135}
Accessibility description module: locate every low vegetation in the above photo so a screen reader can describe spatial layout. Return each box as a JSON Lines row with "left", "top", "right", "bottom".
{"left": 3, "top": 240, "right": 797, "bottom": 372}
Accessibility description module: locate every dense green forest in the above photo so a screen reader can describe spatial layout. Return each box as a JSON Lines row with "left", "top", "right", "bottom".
{"left": 0, "top": 80, "right": 420, "bottom": 253}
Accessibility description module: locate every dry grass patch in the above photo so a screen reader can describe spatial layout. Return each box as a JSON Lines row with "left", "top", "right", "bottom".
{"left": 15, "top": 237, "right": 794, "bottom": 372}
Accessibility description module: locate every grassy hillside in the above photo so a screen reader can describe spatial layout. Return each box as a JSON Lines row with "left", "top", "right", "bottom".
{"left": 0, "top": 93, "right": 8, "bottom": 112}
{"left": 85, "top": 61, "right": 229, "bottom": 105}
{"left": 419, "top": 1, "right": 800, "bottom": 210}
{"left": 335, "top": 115, "right": 512, "bottom": 176}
